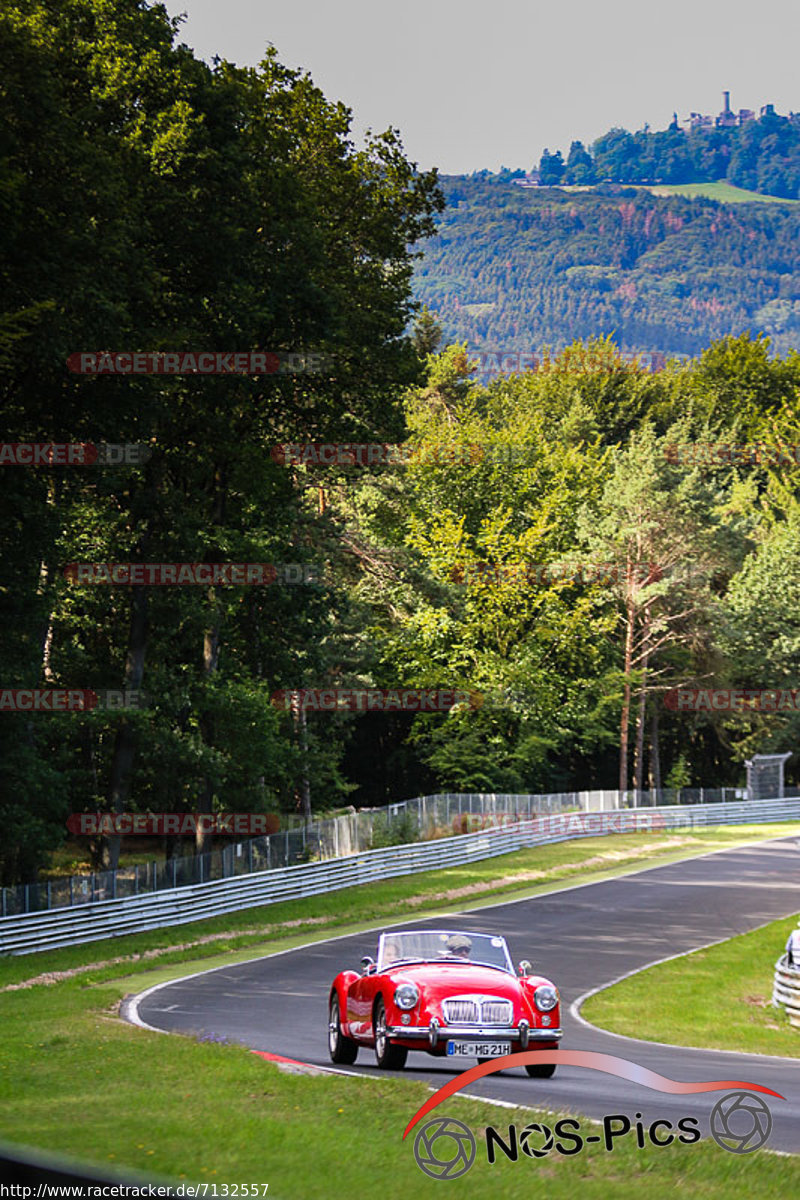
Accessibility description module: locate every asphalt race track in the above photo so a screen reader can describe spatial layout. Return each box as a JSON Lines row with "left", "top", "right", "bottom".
{"left": 130, "top": 837, "right": 800, "bottom": 1153}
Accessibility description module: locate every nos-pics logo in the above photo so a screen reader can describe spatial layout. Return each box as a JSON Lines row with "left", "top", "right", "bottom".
{"left": 405, "top": 1050, "right": 782, "bottom": 1179}
{"left": 413, "top": 1118, "right": 476, "bottom": 1180}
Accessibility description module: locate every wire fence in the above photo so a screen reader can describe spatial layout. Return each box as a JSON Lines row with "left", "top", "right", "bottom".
{"left": 3, "top": 784, "right": 784, "bottom": 918}
{"left": 4, "top": 796, "right": 800, "bottom": 956}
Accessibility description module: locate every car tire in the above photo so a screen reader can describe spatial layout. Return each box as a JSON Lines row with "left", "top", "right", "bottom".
{"left": 328, "top": 995, "right": 358, "bottom": 1064}
{"left": 525, "top": 1062, "right": 556, "bottom": 1078}
{"left": 373, "top": 997, "right": 408, "bottom": 1070}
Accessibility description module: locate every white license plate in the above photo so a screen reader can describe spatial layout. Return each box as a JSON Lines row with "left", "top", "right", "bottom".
{"left": 447, "top": 1041, "right": 511, "bottom": 1058}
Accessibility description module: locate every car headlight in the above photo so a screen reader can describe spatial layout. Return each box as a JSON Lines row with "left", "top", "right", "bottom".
{"left": 394, "top": 983, "right": 420, "bottom": 1011}
{"left": 534, "top": 985, "right": 558, "bottom": 1012}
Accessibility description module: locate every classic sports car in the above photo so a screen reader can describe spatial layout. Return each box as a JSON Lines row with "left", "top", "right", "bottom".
{"left": 328, "top": 929, "right": 561, "bottom": 1075}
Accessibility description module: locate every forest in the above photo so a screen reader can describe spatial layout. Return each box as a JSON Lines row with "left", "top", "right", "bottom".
{"left": 1, "top": 0, "right": 799, "bottom": 887}
{"left": 538, "top": 110, "right": 800, "bottom": 198}
{"left": 413, "top": 175, "right": 800, "bottom": 359}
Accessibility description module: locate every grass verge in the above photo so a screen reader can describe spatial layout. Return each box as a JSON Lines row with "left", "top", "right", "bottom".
{"left": 2, "top": 824, "right": 791, "bottom": 991}
{"left": 581, "top": 911, "right": 800, "bottom": 1058}
{"left": 642, "top": 181, "right": 800, "bottom": 204}
{"left": 1, "top": 824, "right": 799, "bottom": 1196}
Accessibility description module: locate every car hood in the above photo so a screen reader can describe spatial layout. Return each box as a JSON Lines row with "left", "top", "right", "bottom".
{"left": 383, "top": 963, "right": 522, "bottom": 997}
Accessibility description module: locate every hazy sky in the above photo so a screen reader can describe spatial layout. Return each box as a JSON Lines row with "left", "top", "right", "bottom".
{"left": 164, "top": 0, "right": 799, "bottom": 174}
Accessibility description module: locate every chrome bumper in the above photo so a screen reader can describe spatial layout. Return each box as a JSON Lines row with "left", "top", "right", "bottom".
{"left": 386, "top": 1024, "right": 563, "bottom": 1041}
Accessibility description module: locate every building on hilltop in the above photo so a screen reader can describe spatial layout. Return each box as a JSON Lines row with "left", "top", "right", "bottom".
{"left": 679, "top": 92, "right": 758, "bottom": 133}
{"left": 680, "top": 111, "right": 714, "bottom": 132}
{"left": 513, "top": 169, "right": 541, "bottom": 188}
{"left": 716, "top": 90, "right": 737, "bottom": 128}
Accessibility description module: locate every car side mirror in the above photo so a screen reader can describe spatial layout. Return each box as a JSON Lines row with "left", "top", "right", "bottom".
{"left": 360, "top": 955, "right": 376, "bottom": 974}
{"left": 518, "top": 960, "right": 533, "bottom": 976}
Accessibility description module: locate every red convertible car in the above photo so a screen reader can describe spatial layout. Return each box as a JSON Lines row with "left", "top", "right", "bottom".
{"left": 328, "top": 929, "right": 561, "bottom": 1075}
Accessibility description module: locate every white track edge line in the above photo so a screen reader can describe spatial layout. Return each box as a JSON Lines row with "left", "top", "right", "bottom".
{"left": 569, "top": 915, "right": 800, "bottom": 1065}
{"left": 124, "top": 831, "right": 798, "bottom": 1039}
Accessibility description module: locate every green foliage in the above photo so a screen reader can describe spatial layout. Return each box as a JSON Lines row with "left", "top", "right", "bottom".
{"left": 414, "top": 176, "right": 800, "bottom": 358}
{"left": 3, "top": 0, "right": 800, "bottom": 887}
{"left": 368, "top": 810, "right": 419, "bottom": 848}
{"left": 576, "top": 112, "right": 800, "bottom": 199}
{"left": 0, "top": 0, "right": 442, "bottom": 880}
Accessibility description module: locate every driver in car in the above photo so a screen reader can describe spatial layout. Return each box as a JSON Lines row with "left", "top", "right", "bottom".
{"left": 443, "top": 933, "right": 472, "bottom": 959}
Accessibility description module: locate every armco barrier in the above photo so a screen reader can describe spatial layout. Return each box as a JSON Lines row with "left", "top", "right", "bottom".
{"left": 2, "top": 797, "right": 799, "bottom": 956}
{"left": 4, "top": 786, "right": 750, "bottom": 919}
{"left": 772, "top": 952, "right": 800, "bottom": 1026}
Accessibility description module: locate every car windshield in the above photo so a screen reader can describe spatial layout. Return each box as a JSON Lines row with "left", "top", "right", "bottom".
{"left": 377, "top": 930, "right": 513, "bottom": 973}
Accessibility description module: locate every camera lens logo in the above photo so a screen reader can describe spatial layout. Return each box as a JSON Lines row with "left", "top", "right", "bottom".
{"left": 710, "top": 1091, "right": 772, "bottom": 1153}
{"left": 413, "top": 1117, "right": 476, "bottom": 1179}
{"left": 520, "top": 1122, "right": 555, "bottom": 1157}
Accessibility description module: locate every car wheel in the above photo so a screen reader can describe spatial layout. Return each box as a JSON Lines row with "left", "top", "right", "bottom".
{"left": 525, "top": 1062, "right": 556, "bottom": 1078}
{"left": 373, "top": 997, "right": 407, "bottom": 1070}
{"left": 328, "top": 995, "right": 358, "bottom": 1064}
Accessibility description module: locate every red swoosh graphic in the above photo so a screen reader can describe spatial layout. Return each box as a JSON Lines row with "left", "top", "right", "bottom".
{"left": 402, "top": 1050, "right": 785, "bottom": 1139}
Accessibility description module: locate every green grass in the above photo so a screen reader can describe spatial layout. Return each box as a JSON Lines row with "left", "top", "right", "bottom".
{"left": 582, "top": 911, "right": 800, "bottom": 1057}
{"left": 3, "top": 984, "right": 799, "bottom": 1198}
{"left": 2, "top": 824, "right": 799, "bottom": 1195}
{"left": 642, "top": 181, "right": 800, "bottom": 204}
{"left": 1, "top": 824, "right": 790, "bottom": 990}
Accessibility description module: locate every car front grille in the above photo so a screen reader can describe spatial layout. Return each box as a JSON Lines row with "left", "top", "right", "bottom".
{"left": 481, "top": 1000, "right": 513, "bottom": 1025}
{"left": 443, "top": 999, "right": 479, "bottom": 1024}
{"left": 442, "top": 998, "right": 513, "bottom": 1025}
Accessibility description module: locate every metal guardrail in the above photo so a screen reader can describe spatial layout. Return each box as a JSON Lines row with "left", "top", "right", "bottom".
{"left": 4, "top": 785, "right": 752, "bottom": 919}
{"left": 772, "top": 952, "right": 800, "bottom": 1026}
{"left": 2, "top": 796, "right": 799, "bottom": 956}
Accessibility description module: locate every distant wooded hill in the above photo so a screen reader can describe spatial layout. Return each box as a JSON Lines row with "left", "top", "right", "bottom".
{"left": 412, "top": 175, "right": 800, "bottom": 361}
{"left": 537, "top": 109, "right": 800, "bottom": 199}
